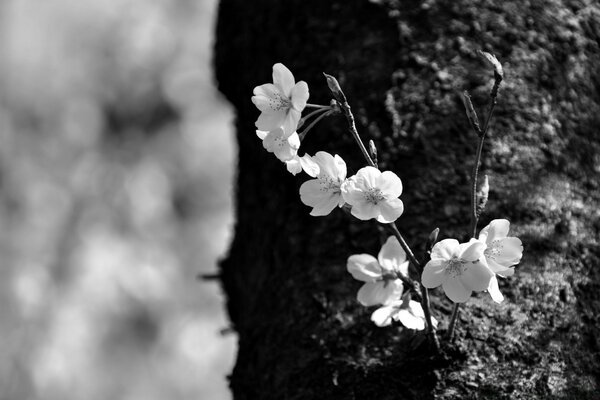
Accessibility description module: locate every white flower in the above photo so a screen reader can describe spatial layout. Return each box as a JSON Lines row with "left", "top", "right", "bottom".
{"left": 421, "top": 238, "right": 494, "bottom": 303}
{"left": 346, "top": 236, "right": 408, "bottom": 306}
{"left": 478, "top": 219, "right": 523, "bottom": 303}
{"left": 256, "top": 128, "right": 300, "bottom": 162}
{"left": 340, "top": 166, "right": 404, "bottom": 223}
{"left": 371, "top": 296, "right": 438, "bottom": 330}
{"left": 251, "top": 63, "right": 309, "bottom": 138}
{"left": 299, "top": 151, "right": 347, "bottom": 216}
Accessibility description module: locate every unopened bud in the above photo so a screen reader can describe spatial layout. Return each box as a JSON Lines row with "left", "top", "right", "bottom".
{"left": 478, "top": 50, "right": 504, "bottom": 82}
{"left": 476, "top": 175, "right": 489, "bottom": 218}
{"left": 461, "top": 91, "right": 481, "bottom": 135}
{"left": 323, "top": 73, "right": 347, "bottom": 103}
{"left": 426, "top": 227, "right": 440, "bottom": 253}
{"left": 368, "top": 140, "right": 378, "bottom": 165}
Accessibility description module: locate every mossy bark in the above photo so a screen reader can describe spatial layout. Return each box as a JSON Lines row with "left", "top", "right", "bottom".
{"left": 215, "top": 0, "right": 600, "bottom": 398}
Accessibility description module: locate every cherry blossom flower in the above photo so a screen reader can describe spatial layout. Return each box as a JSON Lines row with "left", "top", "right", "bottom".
{"left": 340, "top": 166, "right": 404, "bottom": 223}
{"left": 421, "top": 238, "right": 494, "bottom": 303}
{"left": 251, "top": 63, "right": 309, "bottom": 138}
{"left": 346, "top": 236, "right": 408, "bottom": 306}
{"left": 256, "top": 128, "right": 300, "bottom": 162}
{"left": 371, "top": 295, "right": 438, "bottom": 330}
{"left": 478, "top": 219, "right": 523, "bottom": 302}
{"left": 299, "top": 151, "right": 347, "bottom": 216}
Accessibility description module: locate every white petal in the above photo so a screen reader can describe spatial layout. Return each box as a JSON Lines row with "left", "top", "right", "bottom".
{"left": 290, "top": 81, "right": 309, "bottom": 111}
{"left": 355, "top": 166, "right": 380, "bottom": 189}
{"left": 256, "top": 130, "right": 268, "bottom": 140}
{"left": 377, "top": 171, "right": 403, "bottom": 198}
{"left": 370, "top": 305, "right": 396, "bottom": 327}
{"left": 340, "top": 178, "right": 365, "bottom": 205}
{"left": 300, "top": 154, "right": 319, "bottom": 177}
{"left": 350, "top": 201, "right": 381, "bottom": 221}
{"left": 256, "top": 110, "right": 286, "bottom": 131}
{"left": 251, "top": 84, "right": 280, "bottom": 111}
{"left": 479, "top": 219, "right": 510, "bottom": 243}
{"left": 347, "top": 254, "right": 381, "bottom": 281}
{"left": 442, "top": 276, "right": 471, "bottom": 303}
{"left": 377, "top": 236, "right": 406, "bottom": 272}
{"left": 333, "top": 155, "right": 347, "bottom": 181}
{"left": 357, "top": 280, "right": 403, "bottom": 306}
{"left": 309, "top": 194, "right": 341, "bottom": 216}
{"left": 285, "top": 157, "right": 302, "bottom": 175}
{"left": 396, "top": 301, "right": 427, "bottom": 330}
{"left": 272, "top": 63, "right": 295, "bottom": 97}
{"left": 430, "top": 239, "right": 459, "bottom": 261}
{"left": 421, "top": 259, "right": 446, "bottom": 288}
{"left": 375, "top": 198, "right": 404, "bottom": 223}
{"left": 487, "top": 276, "right": 504, "bottom": 303}
{"left": 460, "top": 261, "right": 494, "bottom": 292}
{"left": 458, "top": 239, "right": 487, "bottom": 262}
{"left": 282, "top": 108, "right": 301, "bottom": 137}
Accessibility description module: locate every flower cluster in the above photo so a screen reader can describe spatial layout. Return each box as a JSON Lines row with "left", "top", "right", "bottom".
{"left": 422, "top": 219, "right": 523, "bottom": 303}
{"left": 347, "top": 236, "right": 436, "bottom": 329}
{"left": 252, "top": 63, "right": 405, "bottom": 224}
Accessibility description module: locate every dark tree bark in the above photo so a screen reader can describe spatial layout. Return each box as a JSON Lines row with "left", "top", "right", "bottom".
{"left": 215, "top": 0, "right": 600, "bottom": 398}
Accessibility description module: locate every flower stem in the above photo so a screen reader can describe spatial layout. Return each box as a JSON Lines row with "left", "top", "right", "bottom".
{"left": 447, "top": 81, "right": 500, "bottom": 340}
{"left": 446, "top": 304, "right": 460, "bottom": 340}
{"left": 298, "top": 110, "right": 333, "bottom": 141}
{"left": 325, "top": 75, "right": 439, "bottom": 351}
{"left": 302, "top": 107, "right": 330, "bottom": 123}
{"left": 305, "top": 103, "right": 330, "bottom": 109}
{"left": 387, "top": 223, "right": 439, "bottom": 352}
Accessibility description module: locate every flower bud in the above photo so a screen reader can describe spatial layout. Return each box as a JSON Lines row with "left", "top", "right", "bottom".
{"left": 368, "top": 140, "right": 378, "bottom": 165}
{"left": 462, "top": 91, "right": 482, "bottom": 135}
{"left": 478, "top": 50, "right": 504, "bottom": 82}
{"left": 323, "top": 73, "right": 347, "bottom": 103}
{"left": 426, "top": 227, "right": 440, "bottom": 253}
{"left": 476, "top": 175, "right": 489, "bottom": 218}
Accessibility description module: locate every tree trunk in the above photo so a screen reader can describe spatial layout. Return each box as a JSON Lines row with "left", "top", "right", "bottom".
{"left": 215, "top": 0, "right": 600, "bottom": 398}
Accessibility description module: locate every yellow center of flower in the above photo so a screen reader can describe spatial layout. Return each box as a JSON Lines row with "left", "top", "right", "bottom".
{"left": 364, "top": 188, "right": 385, "bottom": 204}
{"left": 484, "top": 240, "right": 502, "bottom": 261}
{"left": 446, "top": 257, "right": 467, "bottom": 278}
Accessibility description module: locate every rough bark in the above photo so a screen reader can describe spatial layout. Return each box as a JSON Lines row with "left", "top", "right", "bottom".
{"left": 215, "top": 0, "right": 600, "bottom": 398}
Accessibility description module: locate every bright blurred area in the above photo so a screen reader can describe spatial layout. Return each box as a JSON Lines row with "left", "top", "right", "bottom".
{"left": 0, "top": 0, "right": 235, "bottom": 399}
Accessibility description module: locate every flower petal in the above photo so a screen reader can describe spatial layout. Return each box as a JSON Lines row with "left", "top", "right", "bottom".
{"left": 256, "top": 110, "right": 286, "bottom": 131}
{"left": 350, "top": 201, "right": 381, "bottom": 221}
{"left": 251, "top": 84, "right": 280, "bottom": 111}
{"left": 378, "top": 236, "right": 406, "bottom": 272}
{"left": 458, "top": 239, "right": 487, "bottom": 262}
{"left": 421, "top": 259, "right": 446, "bottom": 288}
{"left": 272, "top": 63, "right": 295, "bottom": 97}
{"left": 479, "top": 219, "right": 510, "bottom": 243}
{"left": 487, "top": 276, "right": 504, "bottom": 303}
{"left": 282, "top": 108, "right": 301, "bottom": 137}
{"left": 377, "top": 171, "right": 403, "bottom": 198}
{"left": 290, "top": 81, "right": 309, "bottom": 111}
{"left": 299, "top": 180, "right": 340, "bottom": 216}
{"left": 460, "top": 261, "right": 494, "bottom": 292}
{"left": 375, "top": 198, "right": 404, "bottom": 223}
{"left": 396, "top": 300, "right": 427, "bottom": 330}
{"left": 370, "top": 305, "right": 396, "bottom": 327}
{"left": 256, "top": 130, "right": 268, "bottom": 140}
{"left": 285, "top": 157, "right": 302, "bottom": 175}
{"left": 357, "top": 280, "right": 403, "bottom": 306}
{"left": 355, "top": 166, "right": 381, "bottom": 188}
{"left": 300, "top": 154, "right": 319, "bottom": 177}
{"left": 442, "top": 276, "right": 471, "bottom": 303}
{"left": 430, "top": 239, "right": 459, "bottom": 261}
{"left": 346, "top": 254, "right": 381, "bottom": 281}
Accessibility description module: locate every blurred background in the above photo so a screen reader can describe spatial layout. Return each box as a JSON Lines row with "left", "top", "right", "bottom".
{"left": 0, "top": 0, "right": 236, "bottom": 399}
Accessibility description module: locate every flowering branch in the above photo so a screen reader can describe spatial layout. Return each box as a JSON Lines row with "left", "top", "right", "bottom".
{"left": 323, "top": 72, "right": 440, "bottom": 352}
{"left": 447, "top": 52, "right": 503, "bottom": 340}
